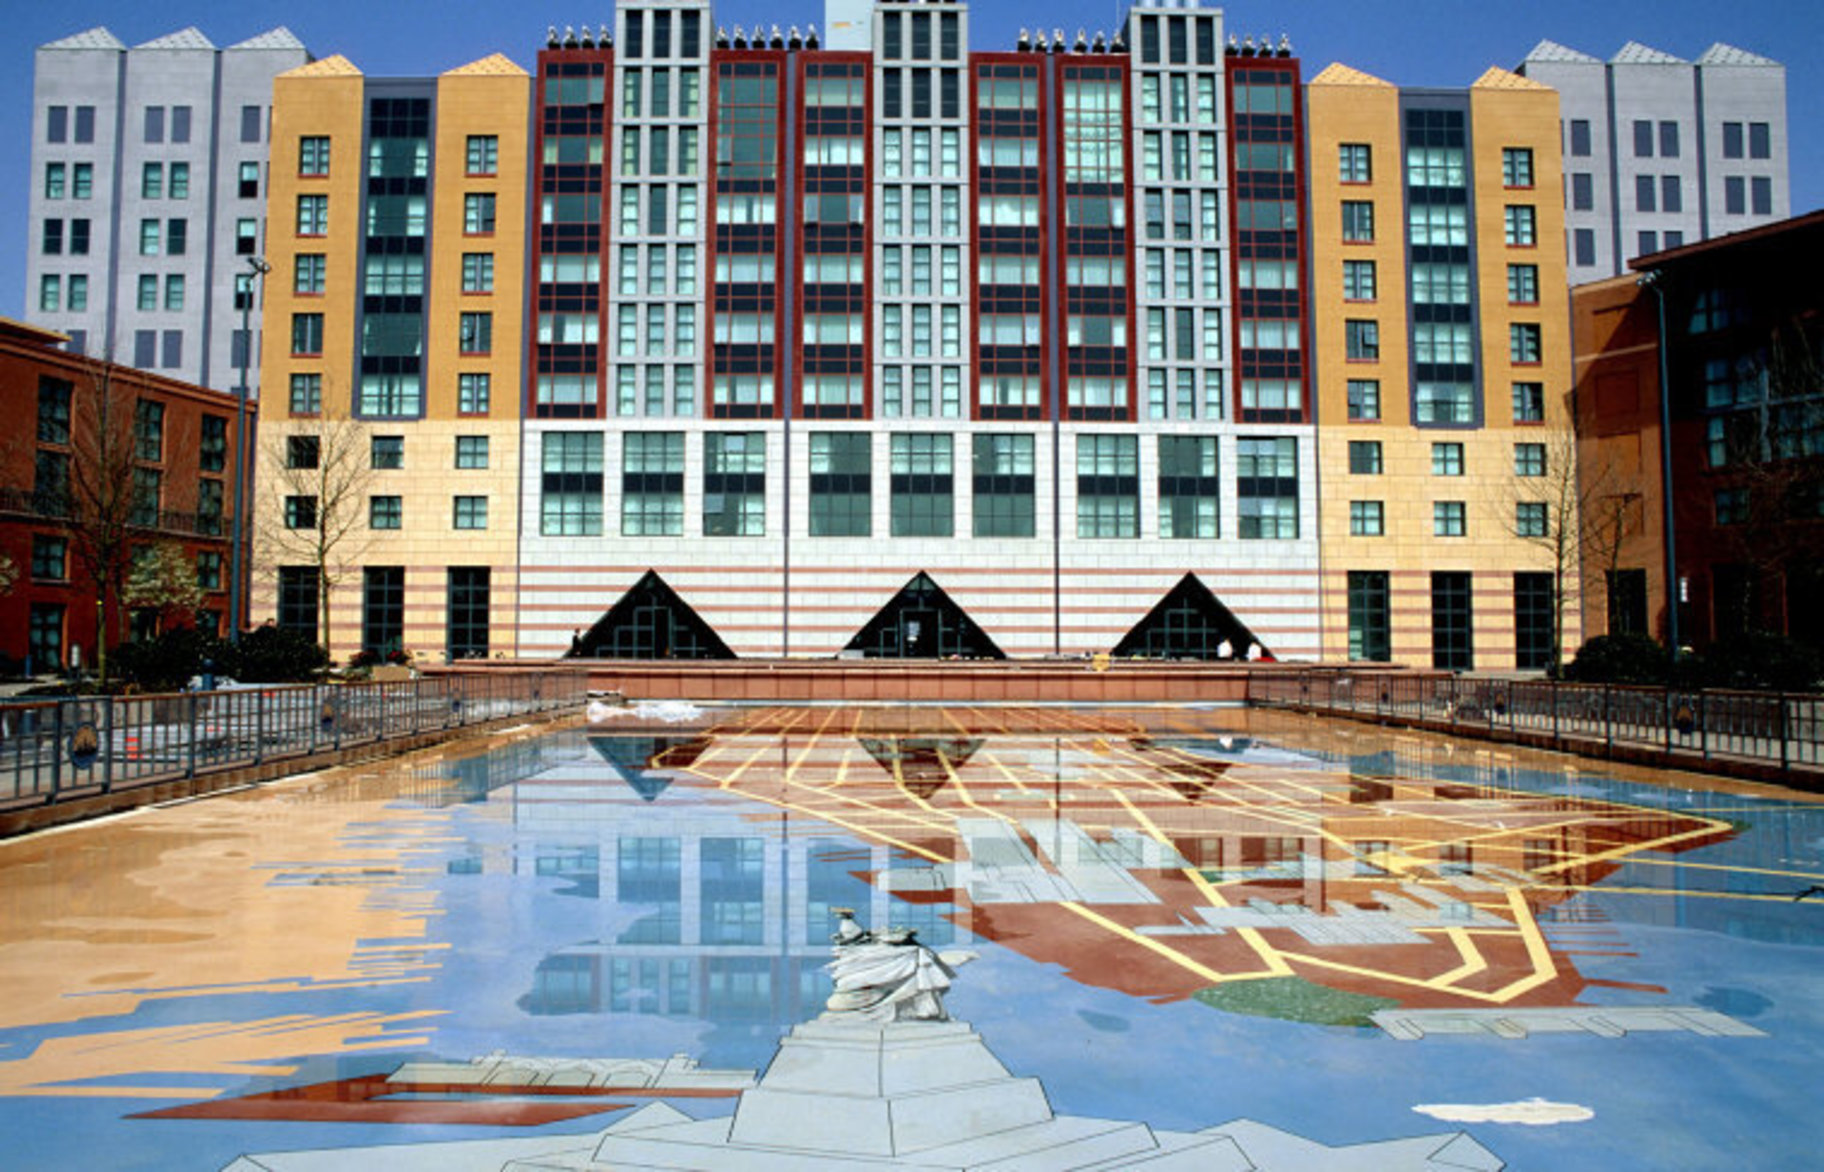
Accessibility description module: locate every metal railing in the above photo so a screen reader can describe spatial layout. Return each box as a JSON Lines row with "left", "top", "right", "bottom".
{"left": 0, "top": 671, "right": 586, "bottom": 810}
{"left": 1249, "top": 670, "right": 1822, "bottom": 775}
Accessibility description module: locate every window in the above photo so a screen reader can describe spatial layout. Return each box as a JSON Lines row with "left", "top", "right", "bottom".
{"left": 1715, "top": 487, "right": 1747, "bottom": 526}
{"left": 46, "top": 106, "right": 67, "bottom": 143}
{"left": 1510, "top": 323, "right": 1542, "bottom": 364}
{"left": 1504, "top": 205, "right": 1536, "bottom": 246}
{"left": 974, "top": 434, "right": 1035, "bottom": 539}
{"left": 453, "top": 496, "right": 488, "bottom": 529}
{"left": 168, "top": 164, "right": 189, "bottom": 200}
{"left": 291, "top": 313, "right": 323, "bottom": 355}
{"left": 1341, "top": 201, "right": 1374, "bottom": 242}
{"left": 809, "top": 433, "right": 871, "bottom": 537}
{"left": 164, "top": 274, "right": 185, "bottom": 311}
{"left": 891, "top": 434, "right": 955, "bottom": 538}
{"left": 1237, "top": 437, "right": 1298, "bottom": 539}
{"left": 458, "top": 373, "right": 491, "bottom": 414}
{"left": 44, "top": 163, "right": 67, "bottom": 199}
{"left": 1507, "top": 263, "right": 1538, "bottom": 305}
{"left": 28, "top": 604, "right": 65, "bottom": 672}
{"left": 41, "top": 219, "right": 62, "bottom": 255}
{"left": 541, "top": 432, "right": 603, "bottom": 536}
{"left": 1502, "top": 147, "right": 1534, "bottom": 188}
{"left": 1346, "top": 320, "right": 1379, "bottom": 361}
{"left": 1515, "top": 442, "right": 1546, "bottom": 477}
{"left": 1514, "top": 572, "right": 1555, "bottom": 670}
{"left": 369, "top": 495, "right": 402, "bottom": 529}
{"left": 1350, "top": 501, "right": 1384, "bottom": 536}
{"left": 1635, "top": 173, "right": 1657, "bottom": 213}
{"left": 1724, "top": 176, "right": 1745, "bottom": 216}
{"left": 459, "top": 312, "right": 492, "bottom": 354}
{"left": 297, "top": 194, "right": 328, "bottom": 235}
{"left": 1662, "top": 175, "right": 1682, "bottom": 214}
{"left": 361, "top": 567, "right": 404, "bottom": 656}
{"left": 1632, "top": 120, "right": 1653, "bottom": 158}
{"left": 622, "top": 432, "right": 684, "bottom": 536}
{"left": 1431, "top": 443, "right": 1464, "bottom": 476}
{"left": 464, "top": 193, "right": 496, "bottom": 234}
{"left": 1516, "top": 501, "right": 1548, "bottom": 537}
{"left": 455, "top": 436, "right": 489, "bottom": 469}
{"left": 299, "top": 135, "right": 330, "bottom": 175}
{"left": 139, "top": 218, "right": 161, "bottom": 255}
{"left": 447, "top": 567, "right": 490, "bottom": 659}
{"left": 295, "top": 253, "right": 325, "bottom": 295}
{"left": 1573, "top": 228, "right": 1596, "bottom": 267}
{"left": 1347, "top": 380, "right": 1380, "bottom": 421}
{"left": 1076, "top": 435, "right": 1139, "bottom": 539}
{"left": 1570, "top": 172, "right": 1593, "bottom": 211}
{"left": 237, "top": 217, "right": 260, "bottom": 256}
{"left": 1348, "top": 440, "right": 1382, "bottom": 475}
{"left": 461, "top": 252, "right": 494, "bottom": 293}
{"left": 1751, "top": 177, "right": 1772, "bottom": 216}
{"left": 277, "top": 566, "right": 320, "bottom": 642}
{"left": 38, "top": 275, "right": 60, "bottom": 313}
{"left": 1659, "top": 120, "right": 1679, "bottom": 158}
{"left": 1343, "top": 260, "right": 1376, "bottom": 301}
{"left": 1348, "top": 571, "right": 1391, "bottom": 662}
{"left": 32, "top": 535, "right": 69, "bottom": 581}
{"left": 240, "top": 104, "right": 263, "bottom": 144}
{"left": 1433, "top": 501, "right": 1466, "bottom": 537}
{"left": 466, "top": 135, "right": 499, "bottom": 176}
{"left": 289, "top": 374, "right": 322, "bottom": 415}
{"left": 1158, "top": 435, "right": 1218, "bottom": 539}
{"left": 239, "top": 161, "right": 260, "bottom": 199}
{"left": 1339, "top": 143, "right": 1371, "bottom": 183}
{"left": 370, "top": 436, "right": 404, "bottom": 470}
{"left": 144, "top": 105, "right": 166, "bottom": 143}
{"left": 286, "top": 435, "right": 319, "bottom": 470}
{"left": 1750, "top": 121, "right": 1771, "bottom": 159}
{"left": 703, "top": 432, "right": 766, "bottom": 536}
{"left": 284, "top": 495, "right": 318, "bottom": 529}
{"left": 73, "top": 106, "right": 94, "bottom": 144}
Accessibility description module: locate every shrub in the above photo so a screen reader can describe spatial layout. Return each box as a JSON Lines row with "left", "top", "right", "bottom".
{"left": 1563, "top": 634, "right": 1670, "bottom": 686}
{"left": 235, "top": 624, "right": 330, "bottom": 683}
{"left": 1697, "top": 632, "right": 1822, "bottom": 693}
{"left": 110, "top": 628, "right": 233, "bottom": 693}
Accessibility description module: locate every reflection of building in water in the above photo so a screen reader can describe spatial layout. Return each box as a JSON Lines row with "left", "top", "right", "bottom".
{"left": 446, "top": 734, "right": 968, "bottom": 1026}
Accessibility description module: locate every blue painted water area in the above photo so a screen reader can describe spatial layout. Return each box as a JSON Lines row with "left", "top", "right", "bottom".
{"left": 0, "top": 713, "right": 1820, "bottom": 1169}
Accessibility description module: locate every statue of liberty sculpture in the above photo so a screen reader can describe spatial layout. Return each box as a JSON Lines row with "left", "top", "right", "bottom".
{"left": 822, "top": 908, "right": 978, "bottom": 1022}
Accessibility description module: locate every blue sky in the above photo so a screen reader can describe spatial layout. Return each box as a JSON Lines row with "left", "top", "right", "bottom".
{"left": 4, "top": 0, "right": 1820, "bottom": 319}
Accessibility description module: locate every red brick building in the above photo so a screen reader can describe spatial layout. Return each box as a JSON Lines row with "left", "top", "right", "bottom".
{"left": 0, "top": 318, "right": 252, "bottom": 676}
{"left": 1572, "top": 211, "right": 1824, "bottom": 652}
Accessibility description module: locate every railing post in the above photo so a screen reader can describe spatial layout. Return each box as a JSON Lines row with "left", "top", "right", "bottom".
{"left": 101, "top": 696, "right": 115, "bottom": 794}
{"left": 255, "top": 688, "right": 265, "bottom": 765}
{"left": 1665, "top": 687, "right": 1674, "bottom": 753}
{"left": 186, "top": 691, "right": 199, "bottom": 779}
{"left": 1551, "top": 679, "right": 1560, "bottom": 741}
{"left": 1699, "top": 691, "right": 1709, "bottom": 761}
{"left": 1780, "top": 694, "right": 1790, "bottom": 773}
{"left": 52, "top": 701, "right": 64, "bottom": 798}
{"left": 1602, "top": 685, "right": 1612, "bottom": 750}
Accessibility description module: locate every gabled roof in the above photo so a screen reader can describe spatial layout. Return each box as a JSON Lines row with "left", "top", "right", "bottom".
{"left": 1473, "top": 66, "right": 1552, "bottom": 91}
{"left": 41, "top": 27, "right": 126, "bottom": 51}
{"left": 1309, "top": 62, "right": 1392, "bottom": 87}
{"left": 280, "top": 54, "right": 361, "bottom": 79}
{"left": 1695, "top": 42, "right": 1780, "bottom": 67}
{"left": 1610, "top": 41, "right": 1685, "bottom": 66}
{"left": 228, "top": 28, "right": 307, "bottom": 52}
{"left": 444, "top": 53, "right": 528, "bottom": 77}
{"left": 1521, "top": 39, "right": 1599, "bottom": 65}
{"left": 136, "top": 28, "right": 215, "bottom": 51}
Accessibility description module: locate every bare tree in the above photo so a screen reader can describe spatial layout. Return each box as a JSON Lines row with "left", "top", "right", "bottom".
{"left": 256, "top": 401, "right": 376, "bottom": 651}
{"left": 1500, "top": 429, "right": 1643, "bottom": 668}
{"left": 57, "top": 357, "right": 198, "bottom": 682}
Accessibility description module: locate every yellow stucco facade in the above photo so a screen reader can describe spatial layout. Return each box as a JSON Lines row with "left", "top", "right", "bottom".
{"left": 1308, "top": 64, "right": 1581, "bottom": 670}
{"left": 253, "top": 54, "right": 529, "bottom": 664}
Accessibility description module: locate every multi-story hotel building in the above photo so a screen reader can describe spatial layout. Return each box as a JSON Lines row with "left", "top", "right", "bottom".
{"left": 253, "top": 54, "right": 531, "bottom": 662}
{"left": 246, "top": 0, "right": 1584, "bottom": 668}
{"left": 1306, "top": 64, "right": 1579, "bottom": 669}
{"left": 25, "top": 26, "right": 309, "bottom": 392}
{"left": 1516, "top": 39, "right": 1788, "bottom": 283}
{"left": 515, "top": 0, "right": 1315, "bottom": 661}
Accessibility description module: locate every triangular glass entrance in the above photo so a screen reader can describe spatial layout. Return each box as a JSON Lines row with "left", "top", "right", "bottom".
{"left": 1110, "top": 573, "right": 1268, "bottom": 661}
{"left": 567, "top": 570, "right": 736, "bottom": 659}
{"left": 842, "top": 572, "right": 1005, "bottom": 659}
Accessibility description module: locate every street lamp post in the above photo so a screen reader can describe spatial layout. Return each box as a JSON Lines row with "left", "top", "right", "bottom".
{"left": 229, "top": 255, "right": 271, "bottom": 645}
{"left": 1637, "top": 268, "right": 1681, "bottom": 661}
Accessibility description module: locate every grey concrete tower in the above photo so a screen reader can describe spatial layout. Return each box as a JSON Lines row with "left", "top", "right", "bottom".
{"left": 25, "top": 26, "right": 310, "bottom": 394}
{"left": 1517, "top": 39, "right": 1789, "bottom": 283}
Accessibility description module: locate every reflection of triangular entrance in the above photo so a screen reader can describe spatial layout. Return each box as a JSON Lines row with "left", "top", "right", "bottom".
{"left": 568, "top": 571, "right": 735, "bottom": 659}
{"left": 1111, "top": 573, "right": 1268, "bottom": 661}
{"left": 843, "top": 572, "right": 1005, "bottom": 659}
{"left": 589, "top": 735, "right": 710, "bottom": 800}
{"left": 859, "top": 736, "right": 984, "bottom": 800}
